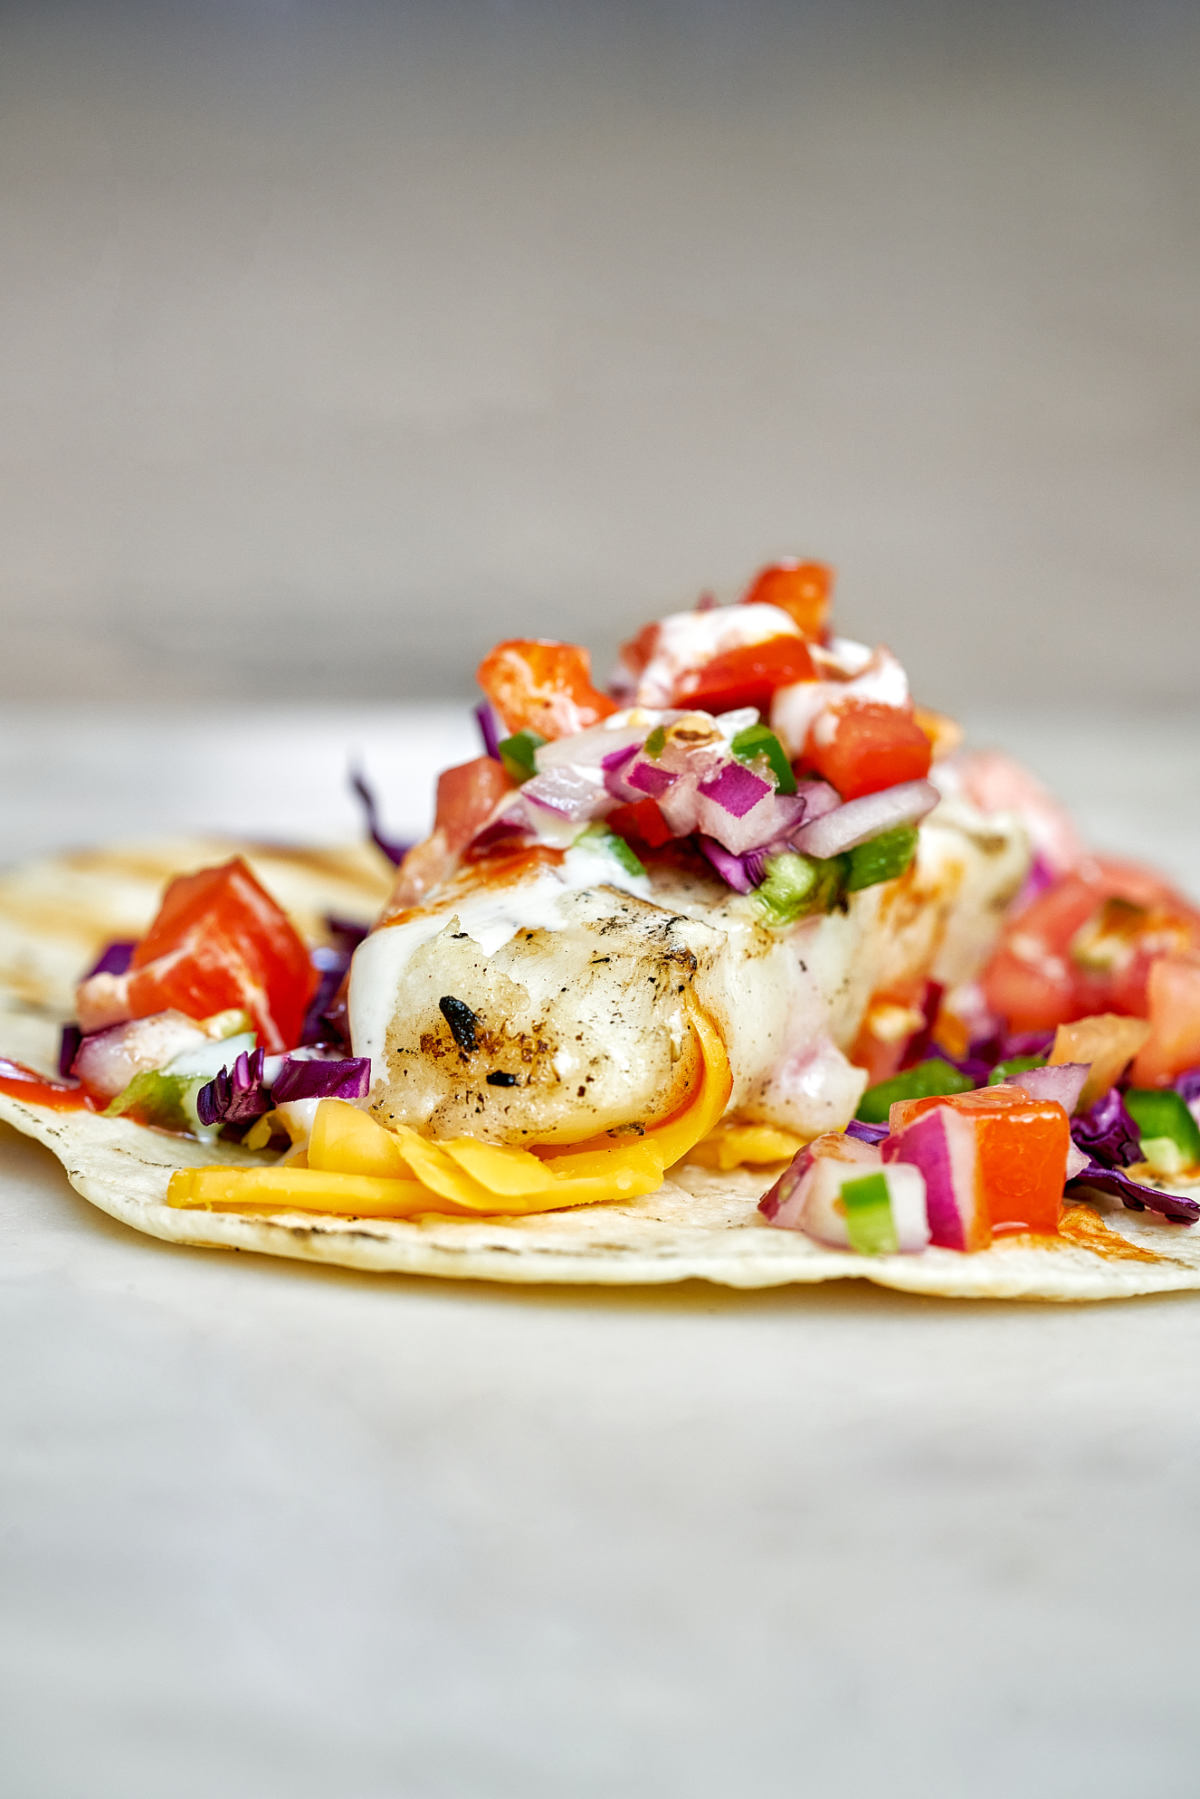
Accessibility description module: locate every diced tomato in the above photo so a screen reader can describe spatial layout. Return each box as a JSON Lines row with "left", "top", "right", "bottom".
{"left": 434, "top": 757, "right": 515, "bottom": 856}
{"left": 123, "top": 859, "right": 316, "bottom": 1053}
{"left": 1131, "top": 954, "right": 1200, "bottom": 1087}
{"left": 477, "top": 639, "right": 616, "bottom": 739}
{"left": 606, "top": 798, "right": 674, "bottom": 849}
{"left": 980, "top": 945, "right": 1079, "bottom": 1035}
{"left": 982, "top": 860, "right": 1200, "bottom": 1037}
{"left": 803, "top": 700, "right": 933, "bottom": 801}
{"left": 741, "top": 561, "right": 833, "bottom": 640}
{"left": 893, "top": 1085, "right": 1069, "bottom": 1236}
{"left": 618, "top": 621, "right": 661, "bottom": 680}
{"left": 672, "top": 636, "right": 816, "bottom": 713}
{"left": 1051, "top": 1014, "right": 1151, "bottom": 1110}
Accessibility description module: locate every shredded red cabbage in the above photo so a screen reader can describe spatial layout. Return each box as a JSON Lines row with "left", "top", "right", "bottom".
{"left": 272, "top": 1057, "right": 370, "bottom": 1105}
{"left": 1066, "top": 1163, "right": 1199, "bottom": 1225}
{"left": 1071, "top": 1088, "right": 1142, "bottom": 1169}
{"left": 300, "top": 941, "right": 357, "bottom": 1047}
{"left": 350, "top": 766, "right": 412, "bottom": 867}
{"left": 1175, "top": 1067, "right": 1200, "bottom": 1108}
{"left": 196, "top": 1049, "right": 371, "bottom": 1128}
{"left": 475, "top": 702, "right": 502, "bottom": 761}
{"left": 58, "top": 1024, "right": 83, "bottom": 1080}
{"left": 696, "top": 838, "right": 767, "bottom": 893}
{"left": 197, "top": 1048, "right": 272, "bottom": 1127}
{"left": 1014, "top": 851, "right": 1057, "bottom": 911}
{"left": 845, "top": 1118, "right": 888, "bottom": 1145}
{"left": 85, "top": 940, "right": 135, "bottom": 979}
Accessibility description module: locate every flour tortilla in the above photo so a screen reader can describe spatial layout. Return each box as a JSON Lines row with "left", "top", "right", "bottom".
{"left": 2, "top": 837, "right": 1199, "bottom": 1301}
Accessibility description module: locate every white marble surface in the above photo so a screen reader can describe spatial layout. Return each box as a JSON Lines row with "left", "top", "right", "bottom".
{"left": 2, "top": 705, "right": 1200, "bottom": 1798}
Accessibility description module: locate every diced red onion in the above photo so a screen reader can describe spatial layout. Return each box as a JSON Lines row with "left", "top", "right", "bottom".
{"left": 758, "top": 1144, "right": 815, "bottom": 1223}
{"left": 519, "top": 765, "right": 609, "bottom": 823}
{"left": 627, "top": 759, "right": 678, "bottom": 799}
{"left": 539, "top": 721, "right": 654, "bottom": 773}
{"left": 74, "top": 1011, "right": 213, "bottom": 1103}
{"left": 884, "top": 1103, "right": 987, "bottom": 1252}
{"left": 696, "top": 761, "right": 771, "bottom": 818}
{"left": 762, "top": 1134, "right": 929, "bottom": 1252}
{"left": 656, "top": 772, "right": 702, "bottom": 838}
{"left": 792, "top": 779, "right": 939, "bottom": 858}
{"left": 468, "top": 805, "right": 535, "bottom": 854}
{"left": 1016, "top": 1061, "right": 1089, "bottom": 1115}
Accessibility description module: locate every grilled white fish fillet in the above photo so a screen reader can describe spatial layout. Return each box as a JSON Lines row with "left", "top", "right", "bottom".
{"left": 349, "top": 797, "right": 1029, "bottom": 1146}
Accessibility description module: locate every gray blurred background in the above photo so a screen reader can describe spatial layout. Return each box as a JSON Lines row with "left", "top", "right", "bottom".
{"left": 2, "top": 0, "right": 1198, "bottom": 714}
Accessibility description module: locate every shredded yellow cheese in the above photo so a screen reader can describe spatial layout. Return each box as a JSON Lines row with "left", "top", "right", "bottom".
{"left": 686, "top": 1120, "right": 804, "bottom": 1172}
{"left": 168, "top": 993, "right": 732, "bottom": 1220}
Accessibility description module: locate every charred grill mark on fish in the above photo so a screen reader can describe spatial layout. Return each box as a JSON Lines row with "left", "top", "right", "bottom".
{"left": 439, "top": 995, "right": 479, "bottom": 1054}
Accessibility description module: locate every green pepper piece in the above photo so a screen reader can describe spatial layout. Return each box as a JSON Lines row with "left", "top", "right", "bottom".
{"left": 987, "top": 1055, "right": 1047, "bottom": 1086}
{"left": 841, "top": 1171, "right": 899, "bottom": 1256}
{"left": 1124, "top": 1089, "right": 1200, "bottom": 1163}
{"left": 856, "top": 1057, "right": 974, "bottom": 1125}
{"left": 755, "top": 851, "right": 844, "bottom": 925}
{"left": 842, "top": 826, "right": 919, "bottom": 894}
{"left": 106, "top": 1069, "right": 207, "bottom": 1135}
{"left": 573, "top": 823, "right": 647, "bottom": 880}
{"left": 730, "top": 723, "right": 797, "bottom": 795}
{"left": 498, "top": 729, "right": 546, "bottom": 784}
{"left": 642, "top": 725, "right": 667, "bottom": 760}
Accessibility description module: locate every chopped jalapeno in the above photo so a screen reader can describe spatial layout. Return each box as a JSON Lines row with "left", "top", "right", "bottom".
{"left": 842, "top": 825, "right": 919, "bottom": 893}
{"left": 755, "top": 851, "right": 844, "bottom": 925}
{"left": 856, "top": 1057, "right": 974, "bottom": 1125}
{"left": 1124, "top": 1089, "right": 1200, "bottom": 1164}
{"left": 497, "top": 729, "right": 546, "bottom": 785}
{"left": 841, "top": 1171, "right": 899, "bottom": 1255}
{"left": 986, "top": 1055, "right": 1047, "bottom": 1086}
{"left": 730, "top": 723, "right": 797, "bottom": 795}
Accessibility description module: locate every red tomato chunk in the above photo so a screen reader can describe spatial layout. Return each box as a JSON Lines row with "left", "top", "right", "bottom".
{"left": 477, "top": 639, "right": 615, "bottom": 739}
{"left": 125, "top": 859, "right": 316, "bottom": 1053}
{"left": 803, "top": 700, "right": 933, "bottom": 801}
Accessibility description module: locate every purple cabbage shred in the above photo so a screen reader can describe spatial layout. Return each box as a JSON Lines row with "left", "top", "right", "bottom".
{"left": 1175, "top": 1066, "right": 1200, "bottom": 1109}
{"left": 1070, "top": 1088, "right": 1142, "bottom": 1169}
{"left": 85, "top": 940, "right": 136, "bottom": 980}
{"left": 845, "top": 1118, "right": 888, "bottom": 1145}
{"left": 197, "top": 1049, "right": 371, "bottom": 1130}
{"left": 350, "top": 766, "right": 412, "bottom": 867}
{"left": 475, "top": 702, "right": 502, "bottom": 761}
{"left": 196, "top": 1048, "right": 271, "bottom": 1128}
{"left": 1066, "top": 1163, "right": 1199, "bottom": 1226}
{"left": 696, "top": 837, "right": 767, "bottom": 893}
{"left": 58, "top": 1024, "right": 83, "bottom": 1080}
{"left": 271, "top": 1057, "right": 371, "bottom": 1106}
{"left": 299, "top": 916, "right": 370, "bottom": 1047}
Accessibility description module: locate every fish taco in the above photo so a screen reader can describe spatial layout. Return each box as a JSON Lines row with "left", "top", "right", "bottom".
{"left": 3, "top": 560, "right": 1199, "bottom": 1299}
